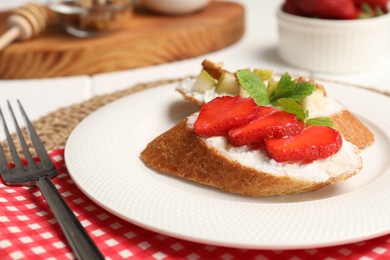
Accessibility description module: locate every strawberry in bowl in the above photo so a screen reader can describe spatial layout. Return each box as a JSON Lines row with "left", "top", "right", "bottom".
{"left": 283, "top": 0, "right": 388, "bottom": 19}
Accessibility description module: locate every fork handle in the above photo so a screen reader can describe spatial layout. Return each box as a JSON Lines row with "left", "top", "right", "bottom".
{"left": 36, "top": 177, "right": 105, "bottom": 259}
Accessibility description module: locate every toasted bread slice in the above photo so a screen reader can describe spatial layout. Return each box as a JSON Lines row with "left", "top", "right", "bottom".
{"left": 140, "top": 118, "right": 362, "bottom": 197}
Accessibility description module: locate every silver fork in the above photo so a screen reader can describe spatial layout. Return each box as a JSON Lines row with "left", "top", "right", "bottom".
{"left": 0, "top": 100, "right": 104, "bottom": 260}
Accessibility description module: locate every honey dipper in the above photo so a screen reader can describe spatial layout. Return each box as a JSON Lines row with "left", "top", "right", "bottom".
{"left": 0, "top": 3, "right": 51, "bottom": 51}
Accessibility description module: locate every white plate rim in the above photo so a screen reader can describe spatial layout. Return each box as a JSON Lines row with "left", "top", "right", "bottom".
{"left": 64, "top": 80, "right": 390, "bottom": 250}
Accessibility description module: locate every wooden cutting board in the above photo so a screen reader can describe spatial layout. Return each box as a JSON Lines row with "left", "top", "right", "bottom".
{"left": 0, "top": 1, "right": 244, "bottom": 79}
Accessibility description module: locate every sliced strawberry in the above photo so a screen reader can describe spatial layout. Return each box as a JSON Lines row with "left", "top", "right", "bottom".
{"left": 255, "top": 106, "right": 278, "bottom": 117}
{"left": 265, "top": 126, "right": 342, "bottom": 163}
{"left": 194, "top": 96, "right": 258, "bottom": 137}
{"left": 228, "top": 109, "right": 304, "bottom": 147}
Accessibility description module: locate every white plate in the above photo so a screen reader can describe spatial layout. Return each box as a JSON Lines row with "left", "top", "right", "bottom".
{"left": 65, "top": 81, "right": 390, "bottom": 250}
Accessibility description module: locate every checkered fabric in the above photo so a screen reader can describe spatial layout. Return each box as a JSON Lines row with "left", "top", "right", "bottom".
{"left": 1, "top": 148, "right": 390, "bottom": 259}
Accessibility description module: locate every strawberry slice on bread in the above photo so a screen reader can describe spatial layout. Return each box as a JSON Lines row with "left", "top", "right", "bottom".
{"left": 265, "top": 126, "right": 342, "bottom": 163}
{"left": 228, "top": 108, "right": 304, "bottom": 147}
{"left": 194, "top": 96, "right": 257, "bottom": 137}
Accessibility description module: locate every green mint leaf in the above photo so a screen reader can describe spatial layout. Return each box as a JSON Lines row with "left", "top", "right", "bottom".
{"left": 269, "top": 73, "right": 296, "bottom": 102}
{"left": 236, "top": 69, "right": 269, "bottom": 105}
{"left": 307, "top": 117, "right": 334, "bottom": 127}
{"left": 269, "top": 73, "right": 317, "bottom": 103}
{"left": 288, "top": 82, "right": 317, "bottom": 101}
{"left": 276, "top": 98, "right": 308, "bottom": 121}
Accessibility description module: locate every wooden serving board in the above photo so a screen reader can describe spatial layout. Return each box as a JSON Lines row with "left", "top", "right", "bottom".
{"left": 0, "top": 1, "right": 244, "bottom": 79}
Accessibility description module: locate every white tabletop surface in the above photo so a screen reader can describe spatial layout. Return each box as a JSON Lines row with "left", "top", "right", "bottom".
{"left": 1, "top": 0, "right": 389, "bottom": 122}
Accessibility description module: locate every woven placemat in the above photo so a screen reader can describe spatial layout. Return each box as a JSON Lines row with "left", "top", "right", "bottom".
{"left": 2, "top": 78, "right": 183, "bottom": 160}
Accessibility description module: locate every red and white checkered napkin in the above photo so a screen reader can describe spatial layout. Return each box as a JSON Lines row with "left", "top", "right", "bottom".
{"left": 1, "top": 148, "right": 390, "bottom": 260}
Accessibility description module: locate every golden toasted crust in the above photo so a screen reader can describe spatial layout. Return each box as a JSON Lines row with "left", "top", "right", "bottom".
{"left": 330, "top": 110, "right": 374, "bottom": 149}
{"left": 201, "top": 59, "right": 225, "bottom": 80}
{"left": 140, "top": 120, "right": 361, "bottom": 197}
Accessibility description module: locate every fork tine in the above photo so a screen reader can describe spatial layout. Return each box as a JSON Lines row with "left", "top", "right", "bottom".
{"left": 0, "top": 105, "right": 23, "bottom": 170}
{"left": 7, "top": 100, "right": 36, "bottom": 168}
{"left": 17, "top": 100, "right": 52, "bottom": 166}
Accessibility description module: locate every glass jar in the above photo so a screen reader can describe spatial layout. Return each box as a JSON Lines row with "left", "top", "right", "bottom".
{"left": 48, "top": 0, "right": 133, "bottom": 37}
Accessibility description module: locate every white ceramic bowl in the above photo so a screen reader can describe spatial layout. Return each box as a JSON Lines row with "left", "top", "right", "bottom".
{"left": 139, "top": 0, "right": 209, "bottom": 15}
{"left": 277, "top": 8, "right": 390, "bottom": 73}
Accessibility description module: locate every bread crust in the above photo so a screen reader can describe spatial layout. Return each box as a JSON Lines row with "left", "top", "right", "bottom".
{"left": 140, "top": 120, "right": 362, "bottom": 197}
{"left": 330, "top": 110, "right": 374, "bottom": 149}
